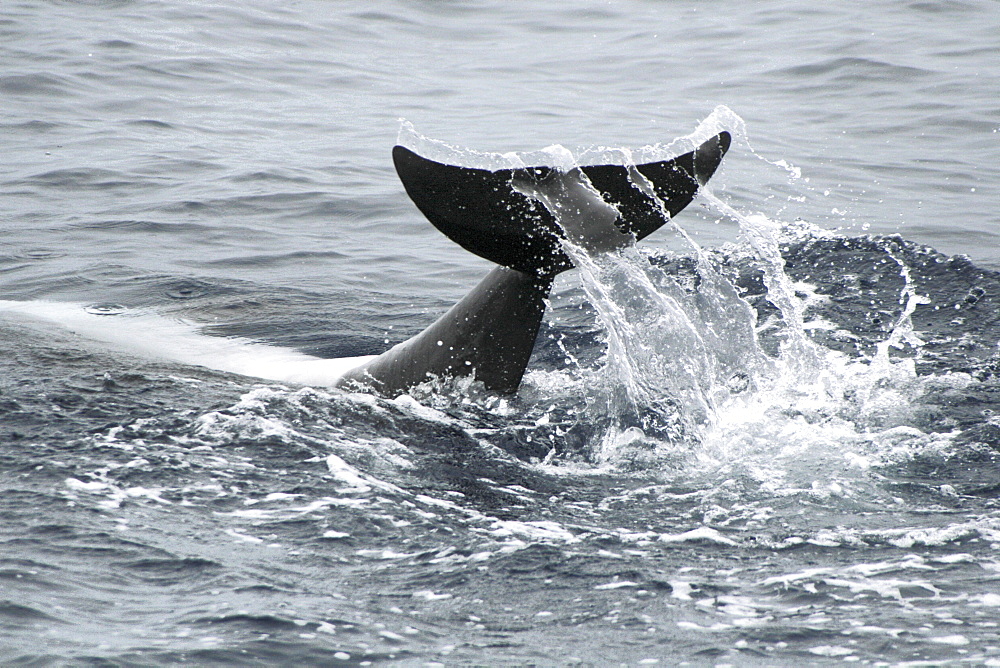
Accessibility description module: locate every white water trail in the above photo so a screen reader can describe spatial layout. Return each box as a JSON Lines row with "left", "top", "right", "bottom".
{"left": 872, "top": 243, "right": 929, "bottom": 371}
{"left": 0, "top": 300, "right": 374, "bottom": 385}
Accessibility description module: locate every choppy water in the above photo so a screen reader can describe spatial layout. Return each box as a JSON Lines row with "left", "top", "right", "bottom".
{"left": 3, "top": 1, "right": 1000, "bottom": 665}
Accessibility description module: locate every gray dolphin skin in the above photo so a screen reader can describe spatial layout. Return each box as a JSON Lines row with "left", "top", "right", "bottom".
{"left": 336, "top": 132, "right": 731, "bottom": 396}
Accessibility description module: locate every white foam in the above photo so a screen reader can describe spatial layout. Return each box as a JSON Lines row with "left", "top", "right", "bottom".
{"left": 658, "top": 527, "right": 738, "bottom": 546}
{"left": 809, "top": 646, "right": 855, "bottom": 657}
{"left": 488, "top": 519, "right": 580, "bottom": 543}
{"left": 928, "top": 634, "right": 970, "bottom": 646}
{"left": 411, "top": 590, "right": 452, "bottom": 601}
{"left": 0, "top": 299, "right": 373, "bottom": 386}
{"left": 594, "top": 580, "right": 638, "bottom": 590}
{"left": 63, "top": 476, "right": 173, "bottom": 510}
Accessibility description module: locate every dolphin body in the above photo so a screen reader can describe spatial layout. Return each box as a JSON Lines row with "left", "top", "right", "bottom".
{"left": 337, "top": 132, "right": 731, "bottom": 396}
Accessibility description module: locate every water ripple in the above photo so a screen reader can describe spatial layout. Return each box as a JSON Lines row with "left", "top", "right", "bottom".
{"left": 771, "top": 57, "right": 933, "bottom": 82}
{"left": 0, "top": 73, "right": 75, "bottom": 96}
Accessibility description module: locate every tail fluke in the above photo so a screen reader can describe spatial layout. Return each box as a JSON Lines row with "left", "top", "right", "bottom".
{"left": 392, "top": 132, "right": 731, "bottom": 276}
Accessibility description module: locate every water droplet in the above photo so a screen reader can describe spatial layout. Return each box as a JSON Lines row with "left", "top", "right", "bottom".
{"left": 85, "top": 303, "right": 127, "bottom": 316}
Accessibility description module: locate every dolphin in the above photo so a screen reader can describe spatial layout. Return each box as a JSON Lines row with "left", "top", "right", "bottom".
{"left": 337, "top": 132, "right": 732, "bottom": 396}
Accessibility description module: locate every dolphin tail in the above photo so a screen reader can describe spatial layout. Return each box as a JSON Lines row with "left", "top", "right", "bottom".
{"left": 338, "top": 133, "right": 731, "bottom": 395}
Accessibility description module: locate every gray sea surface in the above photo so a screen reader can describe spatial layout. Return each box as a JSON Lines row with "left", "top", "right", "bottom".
{"left": 3, "top": 1, "right": 1000, "bottom": 665}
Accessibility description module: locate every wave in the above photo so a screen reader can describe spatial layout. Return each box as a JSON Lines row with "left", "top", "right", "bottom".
{"left": 769, "top": 56, "right": 933, "bottom": 83}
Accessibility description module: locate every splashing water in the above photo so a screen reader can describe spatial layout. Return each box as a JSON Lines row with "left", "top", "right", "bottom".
{"left": 566, "top": 242, "right": 723, "bottom": 460}
{"left": 520, "top": 112, "right": 949, "bottom": 484}
{"left": 699, "top": 190, "right": 823, "bottom": 376}
{"left": 398, "top": 107, "right": 951, "bottom": 489}
{"left": 871, "top": 241, "right": 929, "bottom": 370}
{"left": 518, "top": 154, "right": 766, "bottom": 463}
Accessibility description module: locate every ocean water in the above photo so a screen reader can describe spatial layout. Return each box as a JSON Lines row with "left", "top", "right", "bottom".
{"left": 3, "top": 0, "right": 1000, "bottom": 665}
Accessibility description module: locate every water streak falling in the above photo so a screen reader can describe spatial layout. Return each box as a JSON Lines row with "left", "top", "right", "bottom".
{"left": 525, "top": 133, "right": 950, "bottom": 479}
{"left": 566, "top": 242, "right": 717, "bottom": 459}
{"left": 872, "top": 241, "right": 928, "bottom": 370}
{"left": 518, "top": 143, "right": 772, "bottom": 463}
{"left": 700, "top": 189, "right": 823, "bottom": 378}
{"left": 615, "top": 145, "right": 769, "bottom": 397}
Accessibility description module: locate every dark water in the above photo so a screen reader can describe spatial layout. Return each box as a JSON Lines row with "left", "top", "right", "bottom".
{"left": 3, "top": 1, "right": 1000, "bottom": 665}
